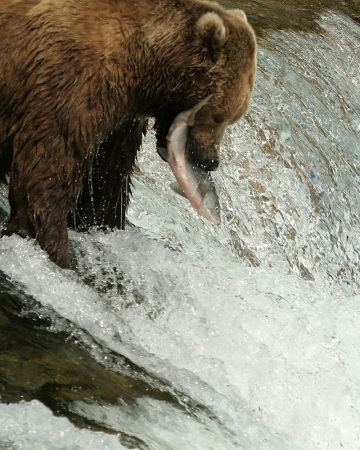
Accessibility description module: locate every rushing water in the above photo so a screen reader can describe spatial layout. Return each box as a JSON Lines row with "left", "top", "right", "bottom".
{"left": 1, "top": 9, "right": 360, "bottom": 450}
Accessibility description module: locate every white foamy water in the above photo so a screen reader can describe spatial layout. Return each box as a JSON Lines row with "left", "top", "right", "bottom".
{"left": 1, "top": 10, "right": 360, "bottom": 450}
{"left": 0, "top": 401, "right": 126, "bottom": 450}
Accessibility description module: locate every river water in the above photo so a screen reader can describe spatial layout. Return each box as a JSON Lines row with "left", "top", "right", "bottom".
{"left": 1, "top": 8, "right": 360, "bottom": 450}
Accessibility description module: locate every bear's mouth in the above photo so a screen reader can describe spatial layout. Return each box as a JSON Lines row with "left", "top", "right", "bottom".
{"left": 185, "top": 133, "right": 220, "bottom": 171}
{"left": 155, "top": 105, "right": 220, "bottom": 171}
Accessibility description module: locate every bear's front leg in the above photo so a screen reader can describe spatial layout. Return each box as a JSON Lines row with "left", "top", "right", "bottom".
{"left": 71, "top": 120, "right": 145, "bottom": 231}
{"left": 4, "top": 152, "right": 75, "bottom": 269}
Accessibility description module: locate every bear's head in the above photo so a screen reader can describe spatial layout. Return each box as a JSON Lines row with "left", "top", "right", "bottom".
{"left": 146, "top": 4, "right": 256, "bottom": 171}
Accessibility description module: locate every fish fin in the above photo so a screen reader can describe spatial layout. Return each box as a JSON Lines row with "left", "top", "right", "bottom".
{"left": 170, "top": 173, "right": 211, "bottom": 198}
{"left": 198, "top": 180, "right": 211, "bottom": 196}
{"left": 187, "top": 94, "right": 213, "bottom": 126}
{"left": 157, "top": 147, "right": 169, "bottom": 162}
{"left": 170, "top": 182, "right": 187, "bottom": 198}
{"left": 193, "top": 171, "right": 212, "bottom": 195}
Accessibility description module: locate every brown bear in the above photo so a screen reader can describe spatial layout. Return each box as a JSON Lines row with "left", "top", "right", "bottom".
{"left": 0, "top": 0, "right": 256, "bottom": 269}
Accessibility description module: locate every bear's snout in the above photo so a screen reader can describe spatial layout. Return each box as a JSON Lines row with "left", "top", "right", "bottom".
{"left": 186, "top": 127, "right": 222, "bottom": 171}
{"left": 197, "top": 157, "right": 219, "bottom": 171}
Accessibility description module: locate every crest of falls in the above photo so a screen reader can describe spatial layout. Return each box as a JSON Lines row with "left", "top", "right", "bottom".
{"left": 1, "top": 10, "right": 360, "bottom": 450}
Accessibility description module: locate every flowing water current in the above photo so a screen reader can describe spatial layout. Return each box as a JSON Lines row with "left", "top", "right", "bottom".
{"left": 1, "top": 10, "right": 360, "bottom": 450}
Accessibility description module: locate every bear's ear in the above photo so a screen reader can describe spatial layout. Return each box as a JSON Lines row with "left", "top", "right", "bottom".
{"left": 228, "top": 9, "right": 248, "bottom": 22}
{"left": 196, "top": 12, "right": 227, "bottom": 58}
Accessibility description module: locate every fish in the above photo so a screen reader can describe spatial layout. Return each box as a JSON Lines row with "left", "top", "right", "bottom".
{"left": 169, "top": 173, "right": 221, "bottom": 225}
{"left": 158, "top": 95, "right": 221, "bottom": 225}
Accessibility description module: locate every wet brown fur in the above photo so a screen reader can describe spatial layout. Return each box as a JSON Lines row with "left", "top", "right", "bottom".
{"left": 0, "top": 0, "right": 256, "bottom": 268}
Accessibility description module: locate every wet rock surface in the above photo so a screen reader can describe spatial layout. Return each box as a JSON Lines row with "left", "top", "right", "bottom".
{"left": 0, "top": 272, "right": 207, "bottom": 447}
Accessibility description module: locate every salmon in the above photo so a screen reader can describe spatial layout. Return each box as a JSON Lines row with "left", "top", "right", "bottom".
{"left": 158, "top": 95, "right": 221, "bottom": 225}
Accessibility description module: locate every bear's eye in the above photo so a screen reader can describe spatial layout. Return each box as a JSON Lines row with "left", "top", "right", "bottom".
{"left": 213, "top": 115, "right": 224, "bottom": 124}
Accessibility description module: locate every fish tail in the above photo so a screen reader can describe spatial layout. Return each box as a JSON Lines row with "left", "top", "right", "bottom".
{"left": 187, "top": 94, "right": 213, "bottom": 125}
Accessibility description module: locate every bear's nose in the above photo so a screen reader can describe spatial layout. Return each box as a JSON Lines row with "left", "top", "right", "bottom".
{"left": 200, "top": 158, "right": 219, "bottom": 171}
